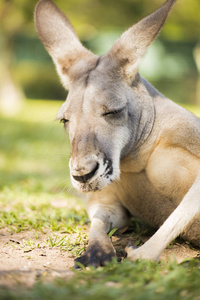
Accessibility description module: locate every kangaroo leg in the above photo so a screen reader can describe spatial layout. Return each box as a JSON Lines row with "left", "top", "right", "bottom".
{"left": 75, "top": 201, "right": 129, "bottom": 268}
{"left": 127, "top": 173, "right": 200, "bottom": 261}
{"left": 181, "top": 214, "right": 200, "bottom": 247}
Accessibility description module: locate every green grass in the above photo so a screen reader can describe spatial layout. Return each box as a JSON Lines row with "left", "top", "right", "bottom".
{"left": 1, "top": 259, "right": 200, "bottom": 299}
{"left": 1, "top": 100, "right": 200, "bottom": 299}
{"left": 0, "top": 99, "right": 89, "bottom": 258}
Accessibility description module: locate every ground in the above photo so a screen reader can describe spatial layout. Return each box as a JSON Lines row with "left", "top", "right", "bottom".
{"left": 0, "top": 225, "right": 199, "bottom": 288}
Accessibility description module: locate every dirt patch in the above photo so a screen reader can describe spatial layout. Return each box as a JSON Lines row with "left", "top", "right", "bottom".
{"left": 0, "top": 227, "right": 199, "bottom": 288}
{"left": 0, "top": 228, "right": 76, "bottom": 271}
{"left": 0, "top": 228, "right": 77, "bottom": 288}
{"left": 112, "top": 231, "right": 200, "bottom": 263}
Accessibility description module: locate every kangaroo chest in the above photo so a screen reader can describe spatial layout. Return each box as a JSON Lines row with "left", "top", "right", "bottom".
{"left": 115, "top": 171, "right": 176, "bottom": 227}
{"left": 118, "top": 134, "right": 200, "bottom": 227}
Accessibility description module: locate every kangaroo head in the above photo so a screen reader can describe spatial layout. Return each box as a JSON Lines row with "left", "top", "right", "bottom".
{"left": 35, "top": 0, "right": 176, "bottom": 192}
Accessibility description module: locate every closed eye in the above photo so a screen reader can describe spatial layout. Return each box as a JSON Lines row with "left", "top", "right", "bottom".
{"left": 102, "top": 108, "right": 124, "bottom": 117}
{"left": 60, "top": 118, "right": 69, "bottom": 124}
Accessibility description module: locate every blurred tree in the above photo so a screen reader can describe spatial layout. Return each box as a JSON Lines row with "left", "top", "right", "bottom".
{"left": 0, "top": 0, "right": 35, "bottom": 115}
{"left": 194, "top": 44, "right": 200, "bottom": 106}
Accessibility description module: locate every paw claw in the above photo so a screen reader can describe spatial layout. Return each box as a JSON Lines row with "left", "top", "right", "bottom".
{"left": 125, "top": 243, "right": 138, "bottom": 253}
{"left": 74, "top": 264, "right": 80, "bottom": 270}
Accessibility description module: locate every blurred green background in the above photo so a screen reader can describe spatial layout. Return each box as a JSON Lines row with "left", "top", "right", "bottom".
{"left": 0, "top": 0, "right": 200, "bottom": 109}
{"left": 0, "top": 0, "right": 200, "bottom": 195}
{"left": 0, "top": 0, "right": 200, "bottom": 106}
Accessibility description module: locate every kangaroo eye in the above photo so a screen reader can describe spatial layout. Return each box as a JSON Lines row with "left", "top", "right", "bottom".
{"left": 103, "top": 108, "right": 124, "bottom": 117}
{"left": 60, "top": 118, "right": 69, "bottom": 124}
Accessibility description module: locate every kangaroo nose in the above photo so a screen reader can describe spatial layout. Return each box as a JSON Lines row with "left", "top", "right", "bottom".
{"left": 72, "top": 163, "right": 99, "bottom": 183}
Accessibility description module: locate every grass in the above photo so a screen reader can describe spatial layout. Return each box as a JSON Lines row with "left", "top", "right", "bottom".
{"left": 1, "top": 99, "right": 200, "bottom": 299}
{"left": 1, "top": 259, "right": 200, "bottom": 299}
{"left": 0, "top": 99, "right": 89, "bottom": 257}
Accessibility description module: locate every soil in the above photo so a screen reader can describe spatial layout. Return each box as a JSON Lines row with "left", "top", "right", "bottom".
{"left": 0, "top": 227, "right": 199, "bottom": 288}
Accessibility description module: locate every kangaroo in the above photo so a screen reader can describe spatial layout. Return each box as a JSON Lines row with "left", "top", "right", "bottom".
{"left": 34, "top": 0, "right": 200, "bottom": 267}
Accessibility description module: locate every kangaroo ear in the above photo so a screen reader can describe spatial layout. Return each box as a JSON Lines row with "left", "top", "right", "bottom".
{"left": 108, "top": 0, "right": 177, "bottom": 84}
{"left": 34, "top": 0, "right": 95, "bottom": 89}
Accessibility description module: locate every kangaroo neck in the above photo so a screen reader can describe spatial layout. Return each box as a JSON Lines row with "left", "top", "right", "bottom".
{"left": 121, "top": 75, "right": 156, "bottom": 159}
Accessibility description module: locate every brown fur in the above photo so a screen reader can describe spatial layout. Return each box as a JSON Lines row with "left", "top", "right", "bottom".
{"left": 35, "top": 0, "right": 200, "bottom": 266}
